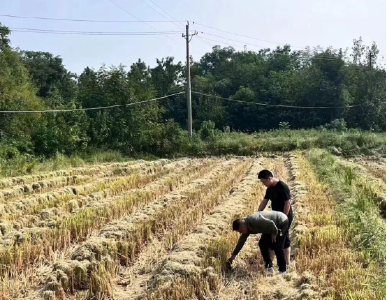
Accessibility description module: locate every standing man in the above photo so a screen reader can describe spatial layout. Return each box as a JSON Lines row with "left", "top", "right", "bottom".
{"left": 257, "top": 170, "right": 293, "bottom": 268}
{"left": 227, "top": 211, "right": 289, "bottom": 274}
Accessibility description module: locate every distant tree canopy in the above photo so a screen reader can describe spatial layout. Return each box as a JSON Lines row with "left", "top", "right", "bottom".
{"left": 190, "top": 44, "right": 385, "bottom": 131}
{"left": 0, "top": 22, "right": 385, "bottom": 156}
{"left": 20, "top": 51, "right": 78, "bottom": 105}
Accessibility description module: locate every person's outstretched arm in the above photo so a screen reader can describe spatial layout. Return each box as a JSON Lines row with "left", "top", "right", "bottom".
{"left": 228, "top": 234, "right": 249, "bottom": 263}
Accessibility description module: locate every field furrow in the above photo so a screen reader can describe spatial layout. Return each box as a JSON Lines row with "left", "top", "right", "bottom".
{"left": 0, "top": 160, "right": 174, "bottom": 218}
{"left": 0, "top": 161, "right": 142, "bottom": 189}
{"left": 347, "top": 157, "right": 386, "bottom": 182}
{"left": 339, "top": 157, "right": 386, "bottom": 186}
{"left": 0, "top": 155, "right": 383, "bottom": 300}
{"left": 0, "top": 159, "right": 210, "bottom": 249}
{"left": 0, "top": 158, "right": 220, "bottom": 299}
{"left": 304, "top": 150, "right": 386, "bottom": 299}
{"left": 110, "top": 158, "right": 257, "bottom": 300}
{"left": 0, "top": 159, "right": 216, "bottom": 281}
{"left": 146, "top": 158, "right": 269, "bottom": 300}
{"left": 0, "top": 160, "right": 158, "bottom": 201}
{"left": 214, "top": 154, "right": 332, "bottom": 300}
{"left": 335, "top": 156, "right": 386, "bottom": 218}
{"left": 38, "top": 159, "right": 244, "bottom": 300}
{"left": 1, "top": 159, "right": 209, "bottom": 231}
{"left": 213, "top": 156, "right": 296, "bottom": 300}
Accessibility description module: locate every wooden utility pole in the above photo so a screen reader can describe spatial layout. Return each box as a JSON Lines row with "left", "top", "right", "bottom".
{"left": 182, "top": 22, "right": 197, "bottom": 137}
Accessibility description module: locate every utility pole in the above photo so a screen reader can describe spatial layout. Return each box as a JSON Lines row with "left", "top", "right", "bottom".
{"left": 182, "top": 22, "right": 197, "bottom": 137}
{"left": 369, "top": 51, "right": 373, "bottom": 69}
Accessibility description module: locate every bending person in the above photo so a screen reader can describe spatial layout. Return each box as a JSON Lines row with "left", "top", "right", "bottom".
{"left": 228, "top": 211, "right": 289, "bottom": 274}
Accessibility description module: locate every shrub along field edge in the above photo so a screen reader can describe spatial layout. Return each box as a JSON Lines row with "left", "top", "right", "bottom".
{"left": 1, "top": 129, "right": 385, "bottom": 178}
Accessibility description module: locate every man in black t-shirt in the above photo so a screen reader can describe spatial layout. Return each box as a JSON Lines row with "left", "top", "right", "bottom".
{"left": 257, "top": 169, "right": 293, "bottom": 268}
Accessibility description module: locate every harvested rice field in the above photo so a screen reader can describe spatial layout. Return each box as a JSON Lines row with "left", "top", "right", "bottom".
{"left": 0, "top": 153, "right": 385, "bottom": 300}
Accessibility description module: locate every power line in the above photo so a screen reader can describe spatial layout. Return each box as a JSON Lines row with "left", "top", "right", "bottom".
{"left": 196, "top": 36, "right": 219, "bottom": 48}
{"left": 107, "top": 0, "right": 181, "bottom": 44}
{"left": 147, "top": 0, "right": 211, "bottom": 49}
{"left": 108, "top": 0, "right": 143, "bottom": 21}
{"left": 148, "top": 0, "right": 184, "bottom": 28}
{"left": 198, "top": 34, "right": 289, "bottom": 55}
{"left": 194, "top": 21, "right": 386, "bottom": 60}
{"left": 179, "top": 0, "right": 207, "bottom": 23}
{"left": 200, "top": 32, "right": 271, "bottom": 49}
{"left": 139, "top": 0, "right": 184, "bottom": 30}
{"left": 137, "top": 0, "right": 213, "bottom": 48}
{"left": 3, "top": 13, "right": 385, "bottom": 61}
{"left": 10, "top": 27, "right": 186, "bottom": 36}
{"left": 199, "top": 32, "right": 362, "bottom": 62}
{"left": 192, "top": 91, "right": 385, "bottom": 109}
{"left": 0, "top": 13, "right": 185, "bottom": 23}
{"left": 193, "top": 21, "right": 305, "bottom": 49}
{"left": 137, "top": 0, "right": 213, "bottom": 49}
{"left": 135, "top": 0, "right": 213, "bottom": 52}
{"left": 11, "top": 30, "right": 183, "bottom": 36}
{"left": 196, "top": 36, "right": 243, "bottom": 49}
{"left": 0, "top": 92, "right": 184, "bottom": 114}
{"left": 139, "top": 0, "right": 178, "bottom": 25}
{"left": 196, "top": 25, "right": 386, "bottom": 63}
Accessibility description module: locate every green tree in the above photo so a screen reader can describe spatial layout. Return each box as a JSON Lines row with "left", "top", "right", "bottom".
{"left": 351, "top": 37, "right": 366, "bottom": 65}
{"left": 150, "top": 57, "right": 186, "bottom": 127}
{"left": 0, "top": 25, "right": 44, "bottom": 145}
{"left": 77, "top": 64, "right": 162, "bottom": 153}
{"left": 151, "top": 57, "right": 183, "bottom": 96}
{"left": 0, "top": 23, "right": 11, "bottom": 50}
{"left": 345, "top": 39, "right": 385, "bottom": 130}
{"left": 33, "top": 108, "right": 89, "bottom": 156}
{"left": 20, "top": 51, "right": 78, "bottom": 105}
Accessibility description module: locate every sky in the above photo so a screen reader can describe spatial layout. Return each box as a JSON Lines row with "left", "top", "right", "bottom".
{"left": 1, "top": 0, "right": 386, "bottom": 74}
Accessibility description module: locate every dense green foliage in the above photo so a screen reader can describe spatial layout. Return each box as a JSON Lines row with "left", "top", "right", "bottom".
{"left": 0, "top": 23, "right": 385, "bottom": 163}
{"left": 1, "top": 129, "right": 385, "bottom": 177}
{"left": 190, "top": 43, "right": 385, "bottom": 131}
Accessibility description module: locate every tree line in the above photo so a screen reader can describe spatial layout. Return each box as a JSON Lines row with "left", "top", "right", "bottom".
{"left": 0, "top": 23, "right": 385, "bottom": 157}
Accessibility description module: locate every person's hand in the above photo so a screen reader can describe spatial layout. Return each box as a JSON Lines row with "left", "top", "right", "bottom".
{"left": 271, "top": 233, "right": 277, "bottom": 243}
{"left": 226, "top": 255, "right": 235, "bottom": 271}
{"left": 227, "top": 255, "right": 236, "bottom": 264}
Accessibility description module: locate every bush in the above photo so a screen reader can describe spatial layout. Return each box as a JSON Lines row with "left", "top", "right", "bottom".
{"left": 323, "top": 119, "right": 347, "bottom": 131}
{"left": 1, "top": 129, "right": 385, "bottom": 177}
{"left": 0, "top": 141, "right": 36, "bottom": 177}
{"left": 279, "top": 121, "right": 291, "bottom": 130}
{"left": 32, "top": 109, "right": 89, "bottom": 156}
{"left": 0, "top": 143, "right": 21, "bottom": 160}
{"left": 140, "top": 120, "right": 190, "bottom": 157}
{"left": 199, "top": 121, "right": 218, "bottom": 141}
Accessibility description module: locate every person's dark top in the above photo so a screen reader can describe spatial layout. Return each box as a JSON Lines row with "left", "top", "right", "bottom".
{"left": 264, "top": 180, "right": 292, "bottom": 219}
{"left": 231, "top": 211, "right": 288, "bottom": 256}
